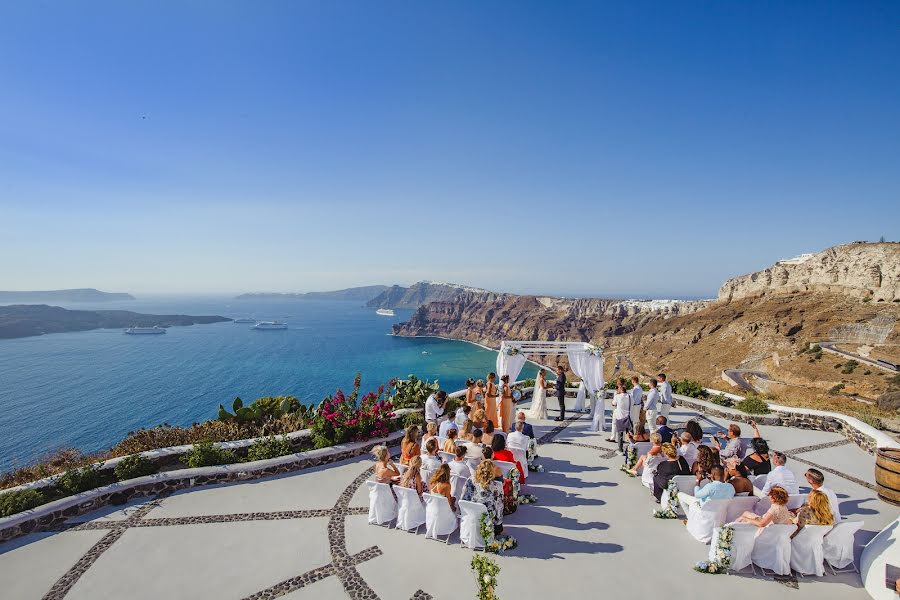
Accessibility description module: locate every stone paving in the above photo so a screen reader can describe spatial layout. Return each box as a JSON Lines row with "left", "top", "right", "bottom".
{"left": 0, "top": 403, "right": 896, "bottom": 600}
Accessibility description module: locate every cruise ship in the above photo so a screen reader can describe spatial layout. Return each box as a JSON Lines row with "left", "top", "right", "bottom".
{"left": 375, "top": 308, "right": 395, "bottom": 316}
{"left": 124, "top": 326, "right": 166, "bottom": 335}
{"left": 252, "top": 321, "right": 288, "bottom": 330}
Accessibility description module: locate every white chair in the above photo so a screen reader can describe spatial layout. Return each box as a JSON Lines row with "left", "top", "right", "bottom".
{"left": 437, "top": 436, "right": 447, "bottom": 449}
{"left": 672, "top": 475, "right": 698, "bottom": 495}
{"left": 465, "top": 457, "right": 482, "bottom": 473}
{"left": 396, "top": 463, "right": 408, "bottom": 476}
{"left": 630, "top": 441, "right": 653, "bottom": 470}
{"left": 751, "top": 524, "right": 795, "bottom": 575}
{"left": 439, "top": 451, "right": 456, "bottom": 463}
{"left": 423, "top": 493, "right": 458, "bottom": 543}
{"left": 788, "top": 494, "right": 807, "bottom": 511}
{"left": 509, "top": 447, "right": 528, "bottom": 475}
{"left": 711, "top": 523, "right": 758, "bottom": 573}
{"left": 749, "top": 474, "right": 767, "bottom": 490}
{"left": 366, "top": 481, "right": 398, "bottom": 527}
{"left": 791, "top": 524, "right": 831, "bottom": 576}
{"left": 455, "top": 439, "right": 467, "bottom": 446}
{"left": 686, "top": 499, "right": 728, "bottom": 543}
{"left": 823, "top": 520, "right": 864, "bottom": 573}
{"left": 724, "top": 496, "right": 759, "bottom": 524}
{"left": 753, "top": 496, "right": 772, "bottom": 516}
{"left": 394, "top": 485, "right": 426, "bottom": 533}
{"left": 641, "top": 454, "right": 664, "bottom": 489}
{"left": 450, "top": 475, "right": 468, "bottom": 501}
{"left": 459, "top": 499, "right": 488, "bottom": 550}
{"left": 494, "top": 460, "right": 517, "bottom": 477}
{"left": 422, "top": 468, "right": 435, "bottom": 486}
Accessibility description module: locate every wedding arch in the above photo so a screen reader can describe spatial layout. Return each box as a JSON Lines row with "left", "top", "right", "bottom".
{"left": 496, "top": 340, "right": 608, "bottom": 431}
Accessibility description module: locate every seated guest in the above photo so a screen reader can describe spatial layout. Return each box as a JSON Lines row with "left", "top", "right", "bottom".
{"left": 691, "top": 445, "right": 718, "bottom": 480}
{"left": 725, "top": 459, "right": 754, "bottom": 495}
{"left": 512, "top": 411, "right": 535, "bottom": 438}
{"left": 471, "top": 408, "right": 486, "bottom": 429}
{"left": 685, "top": 420, "right": 705, "bottom": 445}
{"left": 456, "top": 404, "right": 471, "bottom": 428}
{"left": 761, "top": 451, "right": 800, "bottom": 495}
{"left": 442, "top": 428, "right": 459, "bottom": 453}
{"left": 460, "top": 419, "right": 475, "bottom": 441}
{"left": 793, "top": 489, "right": 835, "bottom": 534}
{"left": 399, "top": 456, "right": 427, "bottom": 496}
{"left": 736, "top": 485, "right": 792, "bottom": 527}
{"left": 491, "top": 434, "right": 525, "bottom": 482}
{"left": 438, "top": 414, "right": 456, "bottom": 439}
{"left": 742, "top": 437, "right": 772, "bottom": 476}
{"left": 482, "top": 419, "right": 497, "bottom": 446}
{"left": 675, "top": 432, "right": 698, "bottom": 469}
{"left": 626, "top": 422, "right": 651, "bottom": 445}
{"left": 655, "top": 415, "right": 675, "bottom": 444}
{"left": 372, "top": 445, "right": 400, "bottom": 484}
{"left": 627, "top": 432, "right": 663, "bottom": 479}
{"left": 462, "top": 460, "right": 505, "bottom": 535}
{"left": 713, "top": 423, "right": 743, "bottom": 459}
{"left": 804, "top": 468, "right": 841, "bottom": 521}
{"left": 422, "top": 422, "right": 438, "bottom": 448}
{"left": 449, "top": 445, "right": 473, "bottom": 479}
{"left": 421, "top": 437, "right": 442, "bottom": 471}
{"left": 429, "top": 463, "right": 456, "bottom": 511}
{"left": 653, "top": 442, "right": 690, "bottom": 501}
{"left": 461, "top": 429, "right": 484, "bottom": 458}
{"left": 693, "top": 465, "right": 735, "bottom": 507}
{"left": 400, "top": 425, "right": 420, "bottom": 466}
{"left": 506, "top": 420, "right": 529, "bottom": 450}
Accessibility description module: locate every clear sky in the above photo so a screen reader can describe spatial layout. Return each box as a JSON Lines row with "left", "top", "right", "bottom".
{"left": 1, "top": 1, "right": 898, "bottom": 298}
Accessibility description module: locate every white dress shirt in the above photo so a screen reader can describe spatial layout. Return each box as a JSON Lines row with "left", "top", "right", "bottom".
{"left": 817, "top": 485, "right": 842, "bottom": 521}
{"left": 424, "top": 394, "right": 443, "bottom": 422}
{"left": 644, "top": 388, "right": 659, "bottom": 411}
{"left": 612, "top": 392, "right": 631, "bottom": 419}
{"left": 631, "top": 386, "right": 643, "bottom": 409}
{"left": 659, "top": 381, "right": 673, "bottom": 405}
{"left": 455, "top": 408, "right": 467, "bottom": 427}
{"left": 438, "top": 418, "right": 455, "bottom": 438}
{"left": 678, "top": 441, "right": 699, "bottom": 466}
{"left": 762, "top": 465, "right": 800, "bottom": 495}
{"left": 421, "top": 454, "right": 442, "bottom": 472}
{"left": 506, "top": 430, "right": 529, "bottom": 450}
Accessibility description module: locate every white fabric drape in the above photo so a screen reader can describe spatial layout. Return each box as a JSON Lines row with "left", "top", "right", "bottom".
{"left": 574, "top": 382, "right": 586, "bottom": 412}
{"left": 567, "top": 348, "right": 605, "bottom": 430}
{"left": 496, "top": 344, "right": 527, "bottom": 385}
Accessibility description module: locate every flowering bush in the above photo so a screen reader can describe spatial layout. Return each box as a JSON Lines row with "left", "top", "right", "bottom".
{"left": 471, "top": 554, "right": 501, "bottom": 600}
{"left": 310, "top": 376, "right": 397, "bottom": 449}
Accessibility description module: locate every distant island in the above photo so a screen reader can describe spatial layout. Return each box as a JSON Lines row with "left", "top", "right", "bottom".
{"left": 0, "top": 305, "right": 229, "bottom": 339}
{"left": 0, "top": 288, "right": 135, "bottom": 303}
{"left": 366, "top": 281, "right": 491, "bottom": 309}
{"left": 235, "top": 285, "right": 389, "bottom": 302}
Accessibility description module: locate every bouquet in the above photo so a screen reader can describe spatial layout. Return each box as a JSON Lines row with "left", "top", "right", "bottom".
{"left": 653, "top": 479, "right": 679, "bottom": 519}
{"left": 694, "top": 525, "right": 732, "bottom": 574}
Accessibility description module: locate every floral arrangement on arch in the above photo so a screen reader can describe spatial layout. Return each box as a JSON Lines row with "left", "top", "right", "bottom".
{"left": 502, "top": 345, "right": 522, "bottom": 356}
{"left": 584, "top": 345, "right": 603, "bottom": 357}
{"left": 479, "top": 513, "right": 518, "bottom": 555}
{"left": 653, "top": 479, "right": 680, "bottom": 519}
{"left": 309, "top": 375, "right": 397, "bottom": 449}
{"left": 471, "top": 554, "right": 501, "bottom": 600}
{"left": 694, "top": 525, "right": 733, "bottom": 574}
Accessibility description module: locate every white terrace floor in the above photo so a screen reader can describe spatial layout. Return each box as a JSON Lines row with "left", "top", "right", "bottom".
{"left": 2, "top": 402, "right": 897, "bottom": 600}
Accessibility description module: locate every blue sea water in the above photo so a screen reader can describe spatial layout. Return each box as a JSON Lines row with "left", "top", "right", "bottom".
{"left": 0, "top": 297, "right": 538, "bottom": 472}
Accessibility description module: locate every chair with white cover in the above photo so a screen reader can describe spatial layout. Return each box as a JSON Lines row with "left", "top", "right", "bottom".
{"left": 749, "top": 474, "right": 767, "bottom": 490}
{"left": 823, "top": 520, "right": 864, "bottom": 573}
{"left": 662, "top": 475, "right": 698, "bottom": 516}
{"left": 458, "top": 499, "right": 488, "bottom": 550}
{"left": 394, "top": 485, "right": 426, "bottom": 533}
{"left": 710, "top": 523, "right": 758, "bottom": 573}
{"left": 788, "top": 494, "right": 807, "bottom": 511}
{"left": 423, "top": 492, "right": 458, "bottom": 543}
{"left": 631, "top": 442, "right": 653, "bottom": 474}
{"left": 724, "top": 496, "right": 759, "bottom": 524}
{"left": 366, "top": 481, "right": 398, "bottom": 527}
{"left": 494, "top": 460, "right": 517, "bottom": 477}
{"left": 437, "top": 436, "right": 446, "bottom": 449}
{"left": 396, "top": 463, "right": 408, "bottom": 476}
{"left": 450, "top": 475, "right": 468, "bottom": 501}
{"left": 465, "top": 457, "right": 482, "bottom": 473}
{"left": 686, "top": 498, "right": 729, "bottom": 543}
{"left": 790, "top": 524, "right": 831, "bottom": 576}
{"left": 753, "top": 496, "right": 772, "bottom": 516}
{"left": 509, "top": 447, "right": 528, "bottom": 476}
{"left": 641, "top": 454, "right": 665, "bottom": 490}
{"left": 751, "top": 524, "right": 795, "bottom": 575}
{"left": 439, "top": 451, "right": 456, "bottom": 464}
{"left": 421, "top": 468, "right": 435, "bottom": 487}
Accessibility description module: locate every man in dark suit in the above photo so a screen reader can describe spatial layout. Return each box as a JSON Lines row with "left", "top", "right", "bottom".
{"left": 655, "top": 415, "right": 674, "bottom": 444}
{"left": 554, "top": 365, "right": 567, "bottom": 421}
{"left": 510, "top": 411, "right": 535, "bottom": 438}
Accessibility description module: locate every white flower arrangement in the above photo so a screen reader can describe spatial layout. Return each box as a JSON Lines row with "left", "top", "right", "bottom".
{"left": 694, "top": 525, "right": 733, "bottom": 574}
{"left": 502, "top": 346, "right": 521, "bottom": 356}
{"left": 479, "top": 512, "right": 518, "bottom": 555}
{"left": 518, "top": 493, "right": 538, "bottom": 504}
{"left": 585, "top": 345, "right": 603, "bottom": 357}
{"left": 525, "top": 439, "right": 537, "bottom": 463}
{"left": 652, "top": 479, "right": 679, "bottom": 519}
{"left": 528, "top": 463, "right": 545, "bottom": 473}
{"left": 620, "top": 446, "right": 638, "bottom": 476}
{"left": 505, "top": 464, "right": 521, "bottom": 499}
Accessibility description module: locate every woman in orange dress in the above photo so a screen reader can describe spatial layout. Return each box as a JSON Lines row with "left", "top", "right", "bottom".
{"left": 465, "top": 378, "right": 477, "bottom": 409}
{"left": 484, "top": 372, "right": 499, "bottom": 428}
{"left": 474, "top": 379, "right": 486, "bottom": 410}
{"left": 399, "top": 425, "right": 420, "bottom": 466}
{"left": 499, "top": 374, "right": 514, "bottom": 432}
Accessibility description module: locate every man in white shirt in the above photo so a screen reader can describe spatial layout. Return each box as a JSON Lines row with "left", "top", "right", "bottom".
{"left": 644, "top": 379, "right": 660, "bottom": 430}
{"left": 424, "top": 390, "right": 447, "bottom": 423}
{"left": 761, "top": 451, "right": 800, "bottom": 495}
{"left": 608, "top": 381, "right": 632, "bottom": 450}
{"left": 676, "top": 432, "right": 698, "bottom": 467}
{"left": 507, "top": 421, "right": 529, "bottom": 451}
{"left": 657, "top": 373, "right": 673, "bottom": 419}
{"left": 805, "top": 468, "right": 841, "bottom": 521}
{"left": 462, "top": 429, "right": 485, "bottom": 459}
{"left": 449, "top": 445, "right": 473, "bottom": 480}
{"left": 455, "top": 404, "right": 471, "bottom": 428}
{"left": 438, "top": 415, "right": 456, "bottom": 439}
{"left": 629, "top": 377, "right": 643, "bottom": 429}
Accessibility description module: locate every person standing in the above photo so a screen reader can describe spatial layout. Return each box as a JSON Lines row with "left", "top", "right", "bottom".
{"left": 499, "top": 374, "right": 514, "bottom": 431}
{"left": 527, "top": 370, "right": 548, "bottom": 420}
{"left": 644, "top": 378, "right": 660, "bottom": 428}
{"left": 609, "top": 378, "right": 631, "bottom": 450}
{"left": 554, "top": 365, "right": 567, "bottom": 421}
{"left": 424, "top": 390, "right": 446, "bottom": 424}
{"left": 657, "top": 373, "right": 673, "bottom": 420}
{"left": 629, "top": 376, "right": 643, "bottom": 430}
{"left": 484, "top": 372, "right": 500, "bottom": 428}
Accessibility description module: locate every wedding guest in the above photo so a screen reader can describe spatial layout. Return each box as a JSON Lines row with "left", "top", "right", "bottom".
{"left": 657, "top": 373, "right": 673, "bottom": 419}
{"left": 693, "top": 465, "right": 735, "bottom": 507}
{"left": 742, "top": 437, "right": 772, "bottom": 475}
{"left": 685, "top": 420, "right": 704, "bottom": 445}
{"left": 442, "top": 428, "right": 458, "bottom": 453}
{"left": 475, "top": 379, "right": 486, "bottom": 408}
{"left": 804, "top": 468, "right": 841, "bottom": 521}
{"left": 471, "top": 408, "right": 486, "bottom": 429}
{"left": 399, "top": 455, "right": 427, "bottom": 496}
{"left": 627, "top": 432, "right": 663, "bottom": 479}
{"left": 421, "top": 437, "right": 442, "bottom": 471}
{"left": 484, "top": 372, "right": 500, "bottom": 429}
{"left": 465, "top": 378, "right": 477, "bottom": 408}
{"left": 513, "top": 411, "right": 535, "bottom": 438}
{"left": 482, "top": 419, "right": 497, "bottom": 446}
{"left": 400, "top": 425, "right": 420, "bottom": 465}
{"left": 438, "top": 414, "right": 455, "bottom": 439}
{"left": 422, "top": 422, "right": 438, "bottom": 449}
{"left": 456, "top": 404, "right": 471, "bottom": 428}
{"left": 507, "top": 420, "right": 529, "bottom": 450}
{"left": 424, "top": 390, "right": 446, "bottom": 423}
{"left": 675, "top": 431, "right": 698, "bottom": 469}
{"left": 655, "top": 415, "right": 675, "bottom": 444}
{"left": 626, "top": 422, "right": 651, "bottom": 445}
{"left": 449, "top": 445, "right": 473, "bottom": 479}
{"left": 644, "top": 378, "right": 660, "bottom": 428}
{"left": 737, "top": 486, "right": 792, "bottom": 527}
{"left": 761, "top": 451, "right": 800, "bottom": 495}
{"left": 372, "top": 445, "right": 399, "bottom": 484}
{"left": 462, "top": 460, "right": 505, "bottom": 535}
{"left": 460, "top": 419, "right": 475, "bottom": 441}
{"left": 630, "top": 376, "right": 643, "bottom": 429}
{"left": 713, "top": 423, "right": 743, "bottom": 459}
{"left": 554, "top": 365, "right": 567, "bottom": 422}
{"left": 491, "top": 434, "right": 524, "bottom": 482}
{"left": 429, "top": 463, "right": 456, "bottom": 511}
{"left": 653, "top": 442, "right": 690, "bottom": 501}
{"left": 725, "top": 459, "right": 754, "bottom": 495}
{"left": 609, "top": 378, "right": 632, "bottom": 450}
{"left": 692, "top": 444, "right": 718, "bottom": 480}
{"left": 462, "top": 429, "right": 484, "bottom": 458}
{"left": 793, "top": 489, "right": 835, "bottom": 534}
{"left": 499, "top": 374, "right": 514, "bottom": 431}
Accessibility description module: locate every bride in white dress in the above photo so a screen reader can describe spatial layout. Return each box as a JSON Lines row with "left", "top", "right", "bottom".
{"left": 527, "top": 370, "right": 548, "bottom": 420}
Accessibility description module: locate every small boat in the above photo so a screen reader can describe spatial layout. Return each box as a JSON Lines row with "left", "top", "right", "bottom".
{"left": 233, "top": 318, "right": 256, "bottom": 323}
{"left": 252, "top": 321, "right": 288, "bottom": 330}
{"left": 125, "top": 326, "right": 166, "bottom": 335}
{"left": 376, "top": 308, "right": 395, "bottom": 316}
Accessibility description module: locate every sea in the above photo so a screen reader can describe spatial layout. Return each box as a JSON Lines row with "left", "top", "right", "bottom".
{"left": 0, "top": 297, "right": 539, "bottom": 472}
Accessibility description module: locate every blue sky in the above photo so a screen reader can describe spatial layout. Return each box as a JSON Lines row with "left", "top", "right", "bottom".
{"left": 1, "top": 1, "right": 898, "bottom": 298}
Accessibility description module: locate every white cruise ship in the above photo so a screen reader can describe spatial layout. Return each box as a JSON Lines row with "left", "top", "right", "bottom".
{"left": 252, "top": 321, "right": 288, "bottom": 330}
{"left": 124, "top": 326, "right": 166, "bottom": 335}
{"left": 375, "top": 308, "right": 395, "bottom": 316}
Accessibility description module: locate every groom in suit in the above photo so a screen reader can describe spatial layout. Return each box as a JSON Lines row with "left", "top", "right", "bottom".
{"left": 554, "top": 365, "right": 567, "bottom": 421}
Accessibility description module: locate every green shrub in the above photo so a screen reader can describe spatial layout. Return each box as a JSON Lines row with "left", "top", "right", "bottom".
{"left": 402, "top": 411, "right": 424, "bottom": 430}
{"left": 735, "top": 395, "right": 770, "bottom": 414}
{"left": 0, "top": 488, "right": 44, "bottom": 517}
{"left": 56, "top": 465, "right": 103, "bottom": 495}
{"left": 708, "top": 394, "right": 734, "bottom": 408}
{"left": 672, "top": 379, "right": 705, "bottom": 398}
{"left": 828, "top": 383, "right": 845, "bottom": 395}
{"left": 246, "top": 436, "right": 293, "bottom": 462}
{"left": 842, "top": 360, "right": 859, "bottom": 374}
{"left": 183, "top": 441, "right": 237, "bottom": 468}
{"left": 390, "top": 375, "right": 440, "bottom": 409}
{"left": 809, "top": 344, "right": 821, "bottom": 353}
{"left": 519, "top": 378, "right": 536, "bottom": 389}
{"left": 113, "top": 455, "right": 157, "bottom": 481}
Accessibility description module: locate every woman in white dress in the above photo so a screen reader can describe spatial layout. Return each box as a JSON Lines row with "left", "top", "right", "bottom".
{"left": 527, "top": 370, "right": 548, "bottom": 420}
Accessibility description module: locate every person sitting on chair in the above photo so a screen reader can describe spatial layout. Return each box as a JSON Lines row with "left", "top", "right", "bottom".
{"left": 725, "top": 459, "right": 754, "bottom": 495}
{"left": 399, "top": 455, "right": 427, "bottom": 497}
{"left": 741, "top": 436, "right": 772, "bottom": 476}
{"left": 736, "top": 485, "right": 792, "bottom": 527}
{"left": 482, "top": 419, "right": 497, "bottom": 446}
{"left": 422, "top": 422, "right": 438, "bottom": 449}
{"left": 455, "top": 404, "right": 471, "bottom": 428}
{"left": 761, "top": 451, "right": 799, "bottom": 495}
{"left": 372, "top": 445, "right": 399, "bottom": 484}
{"left": 674, "top": 431, "right": 698, "bottom": 470}
{"left": 792, "top": 489, "right": 834, "bottom": 536}
{"left": 490, "top": 434, "right": 525, "bottom": 482}
{"left": 421, "top": 437, "right": 442, "bottom": 471}
{"left": 400, "top": 425, "right": 420, "bottom": 466}
{"left": 506, "top": 420, "right": 529, "bottom": 450}
{"left": 512, "top": 411, "right": 535, "bottom": 437}
{"left": 653, "top": 442, "right": 690, "bottom": 501}
{"left": 462, "top": 429, "right": 484, "bottom": 459}
{"left": 462, "top": 460, "right": 505, "bottom": 535}
{"left": 691, "top": 444, "right": 718, "bottom": 480}
{"left": 626, "top": 432, "right": 663, "bottom": 477}
{"left": 429, "top": 463, "right": 456, "bottom": 511}
{"left": 804, "top": 468, "right": 841, "bottom": 521}
{"left": 449, "top": 444, "right": 472, "bottom": 479}
{"left": 442, "top": 428, "right": 458, "bottom": 453}
{"left": 655, "top": 415, "right": 675, "bottom": 444}
{"left": 713, "top": 423, "right": 743, "bottom": 460}
{"left": 685, "top": 464, "right": 735, "bottom": 512}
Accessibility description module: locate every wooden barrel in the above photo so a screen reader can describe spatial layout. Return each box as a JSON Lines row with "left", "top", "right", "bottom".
{"left": 875, "top": 447, "right": 900, "bottom": 506}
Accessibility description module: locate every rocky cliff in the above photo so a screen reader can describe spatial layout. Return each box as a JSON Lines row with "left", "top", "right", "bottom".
{"left": 367, "top": 281, "right": 491, "bottom": 309}
{"left": 719, "top": 242, "right": 900, "bottom": 303}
